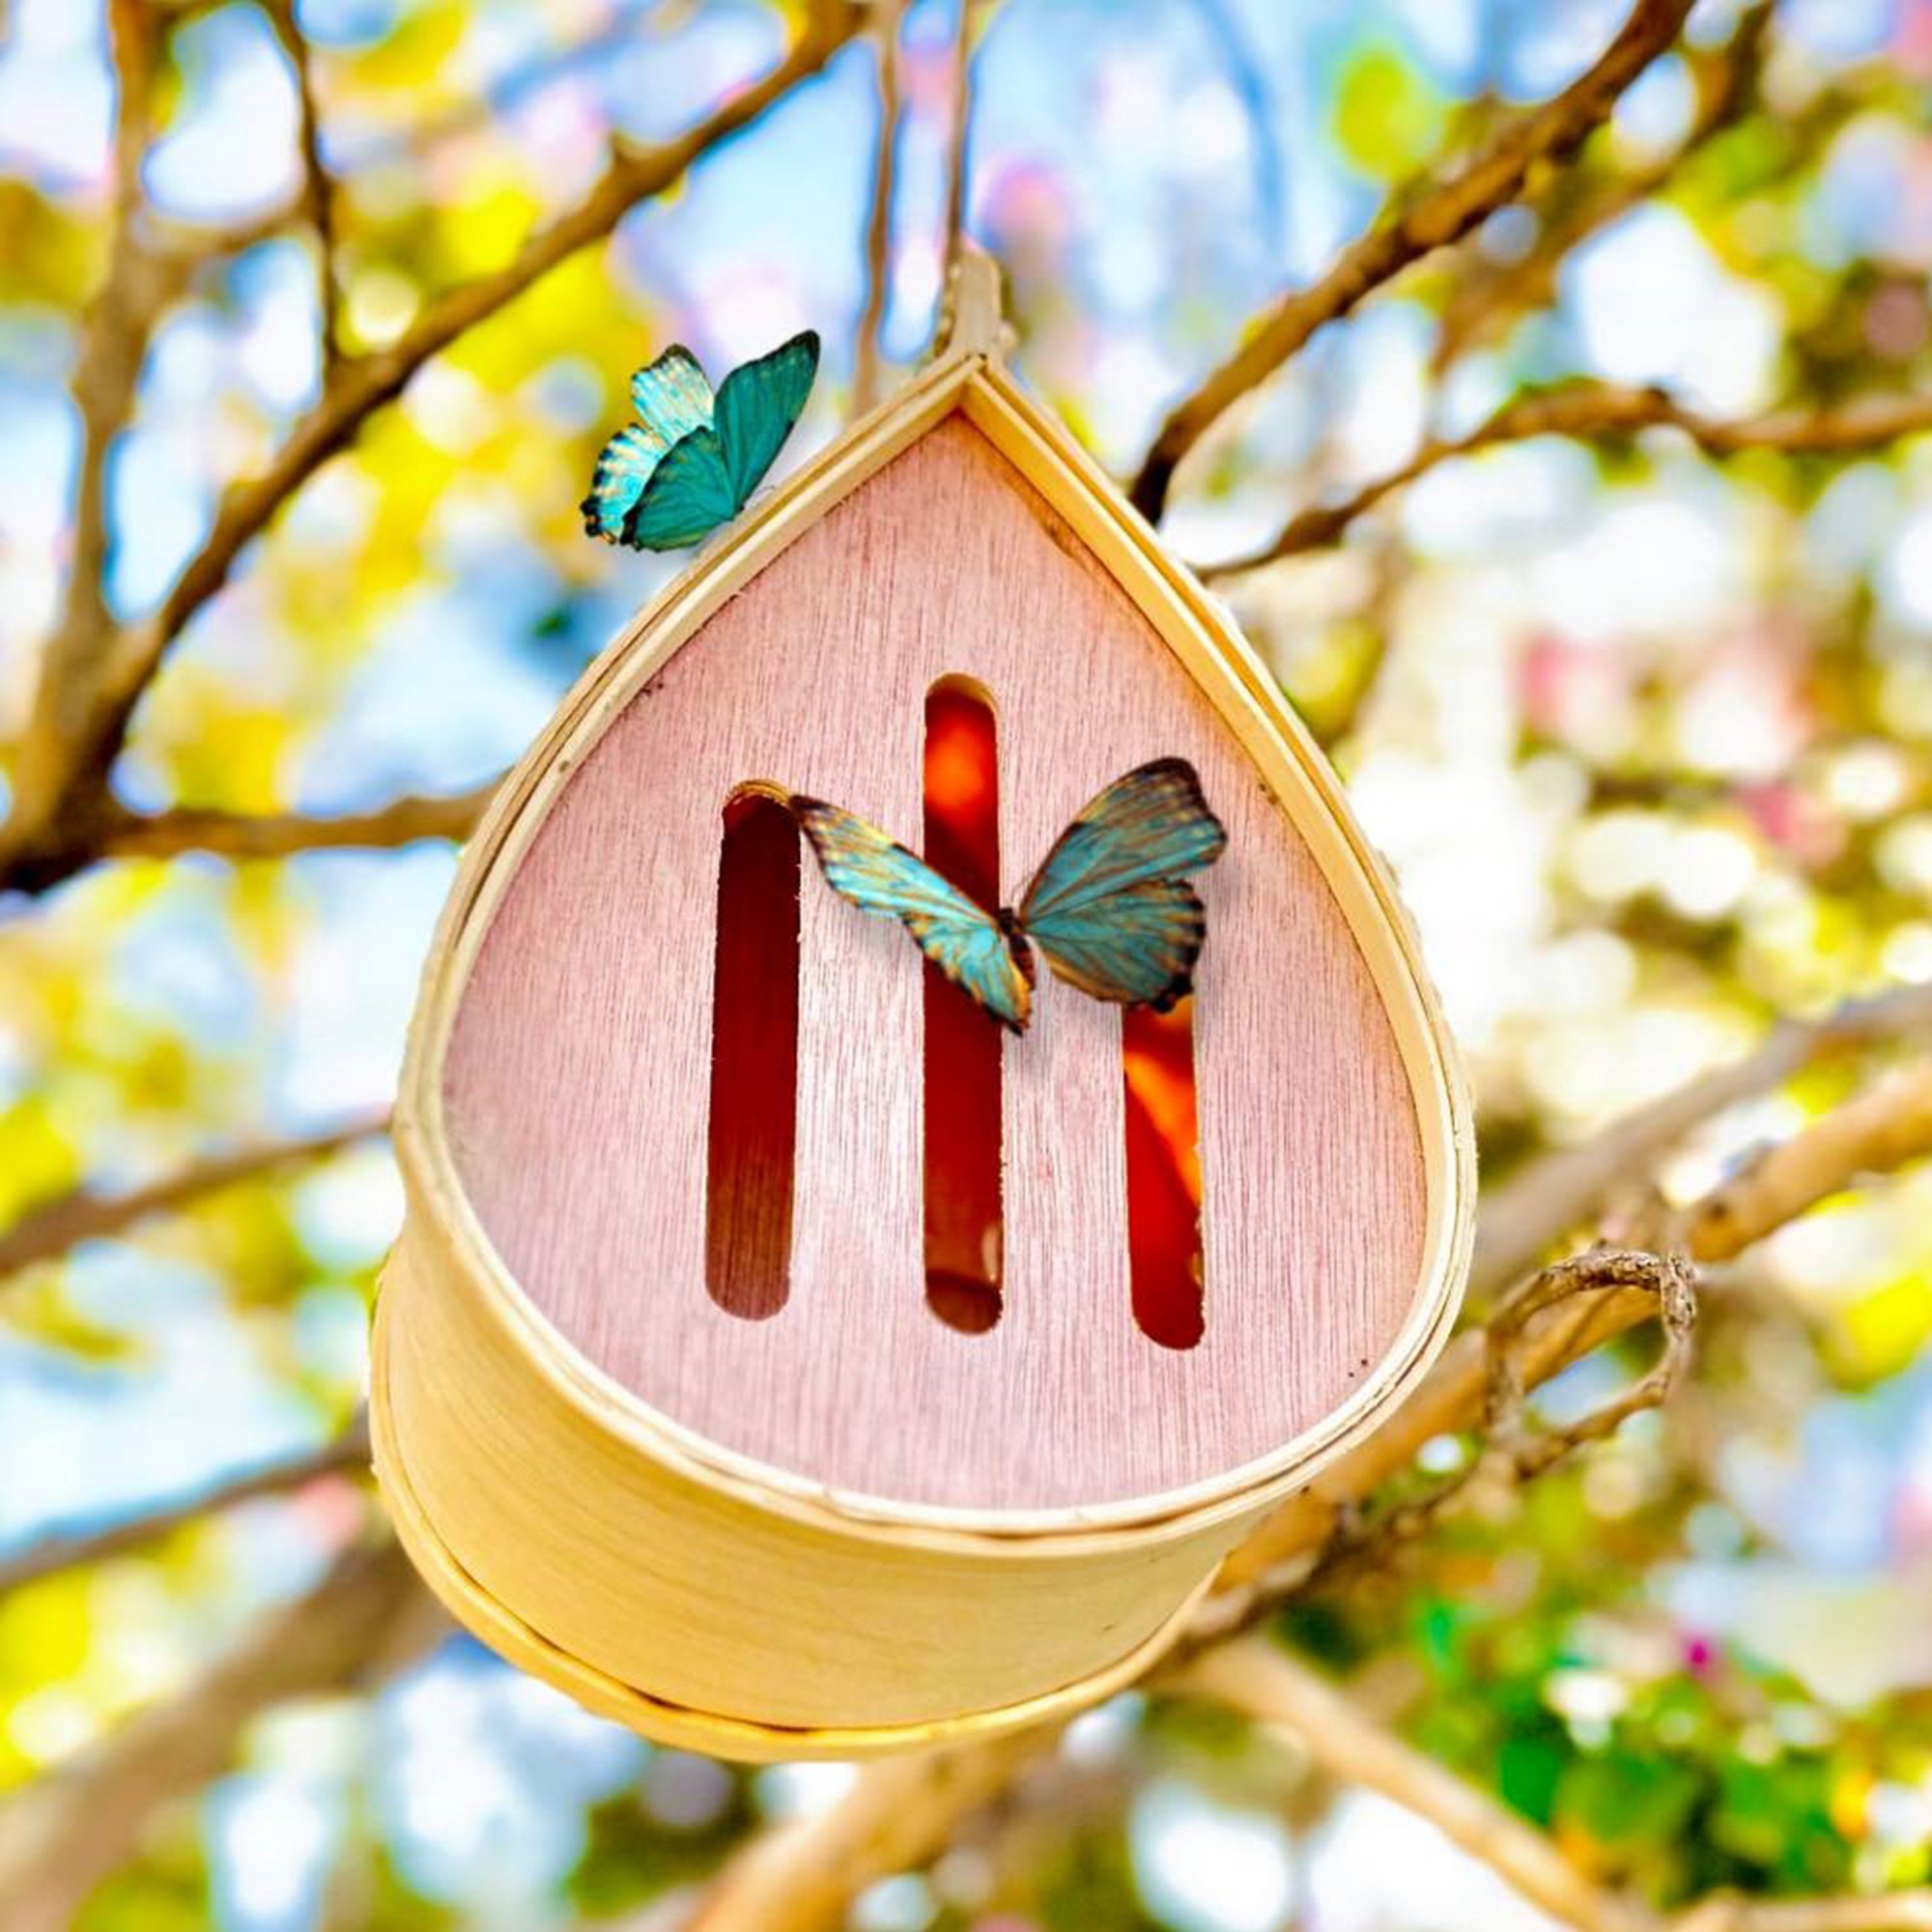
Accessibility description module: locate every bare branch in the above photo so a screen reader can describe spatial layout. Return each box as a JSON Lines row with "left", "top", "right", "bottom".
{"left": 1482, "top": 1249, "right": 1695, "bottom": 1482}
{"left": 11, "top": 0, "right": 161, "bottom": 860}
{"left": 0, "top": 1539, "right": 436, "bottom": 1932}
{"left": 941, "top": 0, "right": 983, "bottom": 285}
{"left": 853, "top": 0, "right": 904, "bottom": 413}
{"left": 1430, "top": 0, "right": 1776, "bottom": 374}
{"left": 1179, "top": 1642, "right": 1932, "bottom": 1932}
{"left": 1126, "top": 0, "right": 1697, "bottom": 522}
{"left": 96, "top": 777, "right": 499, "bottom": 865}
{"left": 1471, "top": 980, "right": 1932, "bottom": 1298}
{"left": 0, "top": 1414, "right": 371, "bottom": 1597}
{"left": 262, "top": 0, "right": 342, "bottom": 367}
{"left": 1176, "top": 1639, "right": 1660, "bottom": 1932}
{"left": 0, "top": 1109, "right": 390, "bottom": 1278}
{"left": 1208, "top": 381, "right": 1932, "bottom": 576}
{"left": 0, "top": 1, "right": 866, "bottom": 893}
{"left": 683, "top": 1726, "right": 1062, "bottom": 1932}
{"left": 1180, "top": 1249, "right": 1695, "bottom": 1655}
{"left": 1687, "top": 1057, "right": 1932, "bottom": 1262}
{"left": 1685, "top": 1897, "right": 1932, "bottom": 1932}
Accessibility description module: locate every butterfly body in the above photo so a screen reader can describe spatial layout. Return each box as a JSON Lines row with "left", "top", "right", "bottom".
{"left": 791, "top": 759, "right": 1228, "bottom": 1035}
{"left": 582, "top": 331, "right": 819, "bottom": 552}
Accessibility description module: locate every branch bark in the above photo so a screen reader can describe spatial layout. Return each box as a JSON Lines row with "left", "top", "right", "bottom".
{"left": 94, "top": 778, "right": 499, "bottom": 866}
{"left": 1208, "top": 382, "right": 1932, "bottom": 576}
{"left": 853, "top": 0, "right": 904, "bottom": 413}
{"left": 262, "top": 0, "right": 342, "bottom": 366}
{"left": 1179, "top": 1638, "right": 1658, "bottom": 1932}
{"left": 0, "top": 1109, "right": 390, "bottom": 1279}
{"left": 1428, "top": 0, "right": 1775, "bottom": 375}
{"left": 1126, "top": 0, "right": 1696, "bottom": 522}
{"left": 1179, "top": 1640, "right": 1932, "bottom": 1932}
{"left": 1471, "top": 980, "right": 1932, "bottom": 1298}
{"left": 1, "top": 1, "right": 866, "bottom": 895}
{"left": 0, "top": 1414, "right": 371, "bottom": 1597}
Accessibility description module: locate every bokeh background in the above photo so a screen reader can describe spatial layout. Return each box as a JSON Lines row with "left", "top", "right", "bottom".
{"left": 6, "top": 0, "right": 1932, "bottom": 1927}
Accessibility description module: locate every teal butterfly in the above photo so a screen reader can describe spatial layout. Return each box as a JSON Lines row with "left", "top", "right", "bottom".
{"left": 582, "top": 330, "right": 819, "bottom": 552}
{"left": 790, "top": 760, "right": 1228, "bottom": 1035}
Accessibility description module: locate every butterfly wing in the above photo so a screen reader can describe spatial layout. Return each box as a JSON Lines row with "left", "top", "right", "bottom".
{"left": 792, "top": 794, "right": 1034, "bottom": 1033}
{"left": 623, "top": 427, "right": 741, "bottom": 551}
{"left": 582, "top": 425, "right": 667, "bottom": 543}
{"left": 1016, "top": 758, "right": 1228, "bottom": 1009}
{"left": 714, "top": 330, "right": 819, "bottom": 508}
{"left": 581, "top": 346, "right": 716, "bottom": 545}
{"left": 630, "top": 345, "right": 715, "bottom": 443}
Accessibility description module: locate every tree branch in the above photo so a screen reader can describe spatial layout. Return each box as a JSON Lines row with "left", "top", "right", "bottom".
{"left": 1686, "top": 1057, "right": 1932, "bottom": 1263}
{"left": 0, "top": 1414, "right": 371, "bottom": 1597}
{"left": 1429, "top": 0, "right": 1776, "bottom": 375}
{"left": 1178, "top": 1638, "right": 1659, "bottom": 1932}
{"left": 940, "top": 0, "right": 983, "bottom": 286}
{"left": 0, "top": 0, "right": 866, "bottom": 895}
{"left": 1179, "top": 1641, "right": 1932, "bottom": 1932}
{"left": 1125, "top": 0, "right": 1696, "bottom": 523}
{"left": 0, "top": 1538, "right": 436, "bottom": 1932}
{"left": 682, "top": 1726, "right": 1063, "bottom": 1932}
{"left": 95, "top": 777, "right": 499, "bottom": 865}
{"left": 1208, "top": 381, "right": 1932, "bottom": 575}
{"left": 0, "top": 1109, "right": 390, "bottom": 1279}
{"left": 262, "top": 0, "right": 342, "bottom": 367}
{"left": 10, "top": 0, "right": 161, "bottom": 864}
{"left": 853, "top": 0, "right": 904, "bottom": 413}
{"left": 1471, "top": 980, "right": 1932, "bottom": 1298}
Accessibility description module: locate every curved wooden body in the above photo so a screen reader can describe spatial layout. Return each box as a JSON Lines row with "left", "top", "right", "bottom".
{"left": 372, "top": 332, "right": 1474, "bottom": 1759}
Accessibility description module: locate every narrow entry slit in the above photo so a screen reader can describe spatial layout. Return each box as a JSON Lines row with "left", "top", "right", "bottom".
{"left": 705, "top": 786, "right": 801, "bottom": 1320}
{"left": 923, "top": 678, "right": 1005, "bottom": 1334}
{"left": 1122, "top": 997, "right": 1206, "bottom": 1349}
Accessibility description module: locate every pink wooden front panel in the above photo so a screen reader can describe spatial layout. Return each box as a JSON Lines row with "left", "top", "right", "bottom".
{"left": 442, "top": 417, "right": 1425, "bottom": 1512}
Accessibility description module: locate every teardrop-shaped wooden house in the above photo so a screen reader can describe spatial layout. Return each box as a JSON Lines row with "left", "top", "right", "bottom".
{"left": 372, "top": 264, "right": 1474, "bottom": 1761}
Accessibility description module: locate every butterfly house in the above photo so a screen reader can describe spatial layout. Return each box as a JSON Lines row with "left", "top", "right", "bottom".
{"left": 371, "top": 261, "right": 1475, "bottom": 1760}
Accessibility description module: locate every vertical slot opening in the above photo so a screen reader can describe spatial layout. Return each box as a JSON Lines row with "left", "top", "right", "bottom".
{"left": 1122, "top": 997, "right": 1205, "bottom": 1349}
{"left": 705, "top": 785, "right": 800, "bottom": 1320}
{"left": 923, "top": 676, "right": 1005, "bottom": 1334}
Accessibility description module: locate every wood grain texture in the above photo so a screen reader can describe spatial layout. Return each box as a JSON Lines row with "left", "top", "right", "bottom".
{"left": 440, "top": 418, "right": 1426, "bottom": 1512}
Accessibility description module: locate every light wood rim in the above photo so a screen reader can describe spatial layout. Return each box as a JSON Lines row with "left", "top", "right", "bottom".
{"left": 388, "top": 346, "right": 1476, "bottom": 1550}
{"left": 370, "top": 1286, "right": 1215, "bottom": 1761}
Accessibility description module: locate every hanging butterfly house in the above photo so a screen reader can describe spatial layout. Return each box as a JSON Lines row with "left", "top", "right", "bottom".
{"left": 372, "top": 262, "right": 1475, "bottom": 1760}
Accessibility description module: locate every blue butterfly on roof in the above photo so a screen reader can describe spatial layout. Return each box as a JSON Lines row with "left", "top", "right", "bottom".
{"left": 582, "top": 329, "right": 820, "bottom": 552}
{"left": 789, "top": 760, "right": 1228, "bottom": 1036}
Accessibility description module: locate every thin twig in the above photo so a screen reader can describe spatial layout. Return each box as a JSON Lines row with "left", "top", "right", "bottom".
{"left": 95, "top": 777, "right": 500, "bottom": 865}
{"left": 1178, "top": 1249, "right": 1696, "bottom": 1656}
{"left": 0, "top": 1414, "right": 372, "bottom": 1597}
{"left": 853, "top": 0, "right": 904, "bottom": 412}
{"left": 262, "top": 0, "right": 342, "bottom": 366}
{"left": 940, "top": 0, "right": 981, "bottom": 285}
{"left": 0, "top": 1109, "right": 391, "bottom": 1278}
{"left": 1126, "top": 0, "right": 1696, "bottom": 522}
{"left": 1208, "top": 382, "right": 1932, "bottom": 575}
